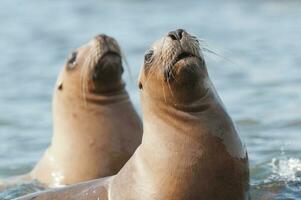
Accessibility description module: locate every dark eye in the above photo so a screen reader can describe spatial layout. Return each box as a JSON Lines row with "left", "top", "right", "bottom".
{"left": 144, "top": 50, "right": 154, "bottom": 63}
{"left": 67, "top": 51, "right": 77, "bottom": 69}
{"left": 138, "top": 82, "right": 143, "bottom": 90}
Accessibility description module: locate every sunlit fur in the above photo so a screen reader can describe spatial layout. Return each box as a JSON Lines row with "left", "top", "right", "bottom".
{"left": 5, "top": 35, "right": 143, "bottom": 189}
{"left": 16, "top": 30, "right": 248, "bottom": 200}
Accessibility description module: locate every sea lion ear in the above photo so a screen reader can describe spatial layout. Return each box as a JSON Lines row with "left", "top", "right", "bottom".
{"left": 138, "top": 82, "right": 143, "bottom": 90}
{"left": 58, "top": 83, "right": 63, "bottom": 91}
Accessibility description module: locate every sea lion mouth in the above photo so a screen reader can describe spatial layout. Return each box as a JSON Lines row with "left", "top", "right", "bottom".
{"left": 95, "top": 50, "right": 121, "bottom": 68}
{"left": 100, "top": 51, "right": 121, "bottom": 60}
{"left": 92, "top": 50, "right": 123, "bottom": 81}
{"left": 173, "top": 52, "right": 197, "bottom": 65}
{"left": 163, "top": 51, "right": 202, "bottom": 82}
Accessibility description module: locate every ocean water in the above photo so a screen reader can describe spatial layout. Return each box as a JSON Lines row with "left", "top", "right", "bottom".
{"left": 0, "top": 0, "right": 300, "bottom": 199}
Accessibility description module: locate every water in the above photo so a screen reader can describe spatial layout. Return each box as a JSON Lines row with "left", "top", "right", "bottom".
{"left": 0, "top": 0, "right": 300, "bottom": 199}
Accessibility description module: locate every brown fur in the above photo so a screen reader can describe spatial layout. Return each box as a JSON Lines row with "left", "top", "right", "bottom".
{"left": 2, "top": 35, "right": 142, "bottom": 189}
{"left": 17, "top": 29, "right": 249, "bottom": 200}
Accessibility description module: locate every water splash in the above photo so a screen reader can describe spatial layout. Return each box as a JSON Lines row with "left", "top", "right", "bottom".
{"left": 268, "top": 157, "right": 301, "bottom": 183}
{"left": 50, "top": 171, "right": 65, "bottom": 188}
{"left": 251, "top": 157, "right": 301, "bottom": 199}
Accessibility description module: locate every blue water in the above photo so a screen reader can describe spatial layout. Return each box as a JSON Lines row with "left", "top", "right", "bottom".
{"left": 0, "top": 0, "right": 301, "bottom": 199}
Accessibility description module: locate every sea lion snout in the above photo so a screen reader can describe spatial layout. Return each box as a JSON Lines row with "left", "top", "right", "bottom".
{"left": 95, "top": 34, "right": 109, "bottom": 41}
{"left": 92, "top": 34, "right": 121, "bottom": 57}
{"left": 167, "top": 28, "right": 185, "bottom": 41}
{"left": 92, "top": 53, "right": 123, "bottom": 83}
{"left": 163, "top": 30, "right": 204, "bottom": 82}
{"left": 89, "top": 35, "right": 123, "bottom": 83}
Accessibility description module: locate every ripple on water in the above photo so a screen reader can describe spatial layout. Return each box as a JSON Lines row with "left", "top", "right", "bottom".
{"left": 251, "top": 157, "right": 301, "bottom": 199}
{"left": 269, "top": 157, "right": 301, "bottom": 183}
{"left": 0, "top": 180, "right": 46, "bottom": 200}
{"left": 0, "top": 0, "right": 301, "bottom": 199}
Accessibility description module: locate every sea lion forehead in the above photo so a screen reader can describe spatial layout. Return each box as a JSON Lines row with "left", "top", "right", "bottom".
{"left": 65, "top": 34, "right": 122, "bottom": 73}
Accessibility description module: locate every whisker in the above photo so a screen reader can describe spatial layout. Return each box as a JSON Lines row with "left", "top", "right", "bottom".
{"left": 197, "top": 40, "right": 238, "bottom": 65}
{"left": 167, "top": 78, "right": 175, "bottom": 99}
{"left": 81, "top": 55, "right": 90, "bottom": 107}
{"left": 80, "top": 64, "right": 87, "bottom": 107}
{"left": 202, "top": 47, "right": 228, "bottom": 60}
{"left": 144, "top": 38, "right": 167, "bottom": 89}
{"left": 143, "top": 64, "right": 153, "bottom": 88}
{"left": 156, "top": 37, "right": 169, "bottom": 80}
{"left": 82, "top": 46, "right": 98, "bottom": 108}
{"left": 161, "top": 77, "right": 167, "bottom": 103}
{"left": 169, "top": 66, "right": 178, "bottom": 82}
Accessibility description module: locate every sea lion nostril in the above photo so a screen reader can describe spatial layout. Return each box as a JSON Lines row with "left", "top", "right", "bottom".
{"left": 177, "top": 29, "right": 184, "bottom": 39}
{"left": 168, "top": 29, "right": 184, "bottom": 41}
{"left": 168, "top": 31, "right": 177, "bottom": 40}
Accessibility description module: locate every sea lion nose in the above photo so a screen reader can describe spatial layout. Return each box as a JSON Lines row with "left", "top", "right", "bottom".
{"left": 168, "top": 29, "right": 184, "bottom": 41}
{"left": 95, "top": 34, "right": 108, "bottom": 41}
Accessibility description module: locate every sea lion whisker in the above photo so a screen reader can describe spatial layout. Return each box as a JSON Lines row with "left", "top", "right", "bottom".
{"left": 201, "top": 46, "right": 237, "bottom": 65}
{"left": 201, "top": 47, "right": 225, "bottom": 58}
{"left": 166, "top": 63, "right": 178, "bottom": 83}
{"left": 80, "top": 57, "right": 88, "bottom": 106}
{"left": 143, "top": 49, "right": 160, "bottom": 88}
{"left": 82, "top": 53, "right": 93, "bottom": 107}
{"left": 144, "top": 55, "right": 162, "bottom": 88}
{"left": 142, "top": 42, "right": 163, "bottom": 95}
{"left": 167, "top": 77, "right": 175, "bottom": 98}
{"left": 157, "top": 37, "right": 173, "bottom": 80}
{"left": 161, "top": 77, "right": 167, "bottom": 103}
{"left": 144, "top": 65, "right": 155, "bottom": 89}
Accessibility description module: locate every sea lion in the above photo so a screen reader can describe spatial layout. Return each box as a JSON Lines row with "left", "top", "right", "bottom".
{"left": 17, "top": 29, "right": 249, "bottom": 200}
{"left": 2, "top": 34, "right": 142, "bottom": 188}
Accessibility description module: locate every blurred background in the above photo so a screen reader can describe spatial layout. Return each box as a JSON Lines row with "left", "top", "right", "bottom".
{"left": 0, "top": 0, "right": 300, "bottom": 199}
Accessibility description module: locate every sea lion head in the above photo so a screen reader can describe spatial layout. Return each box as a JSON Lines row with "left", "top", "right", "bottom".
{"left": 139, "top": 29, "right": 209, "bottom": 105}
{"left": 57, "top": 34, "right": 124, "bottom": 95}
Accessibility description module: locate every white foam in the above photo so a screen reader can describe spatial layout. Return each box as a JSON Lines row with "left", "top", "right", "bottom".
{"left": 268, "top": 157, "right": 301, "bottom": 183}
{"left": 50, "top": 171, "right": 65, "bottom": 188}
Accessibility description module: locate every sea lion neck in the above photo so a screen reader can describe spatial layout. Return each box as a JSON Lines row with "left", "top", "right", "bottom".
{"left": 51, "top": 85, "right": 131, "bottom": 142}
{"left": 140, "top": 87, "right": 247, "bottom": 159}
{"left": 140, "top": 91, "right": 212, "bottom": 146}
{"left": 85, "top": 83, "right": 129, "bottom": 106}
{"left": 141, "top": 83, "right": 212, "bottom": 117}
{"left": 56, "top": 75, "right": 129, "bottom": 107}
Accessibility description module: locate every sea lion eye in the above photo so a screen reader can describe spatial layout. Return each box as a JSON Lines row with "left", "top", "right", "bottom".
{"left": 144, "top": 50, "right": 154, "bottom": 63}
{"left": 67, "top": 51, "right": 77, "bottom": 69}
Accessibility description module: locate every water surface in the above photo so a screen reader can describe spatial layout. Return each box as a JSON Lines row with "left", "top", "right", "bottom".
{"left": 0, "top": 0, "right": 301, "bottom": 199}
